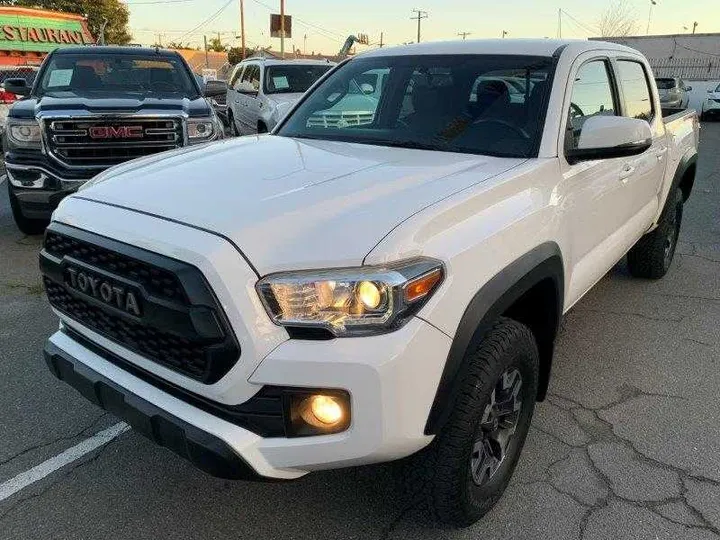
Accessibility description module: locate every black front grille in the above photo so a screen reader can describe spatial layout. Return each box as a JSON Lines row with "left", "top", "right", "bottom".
{"left": 44, "top": 230, "right": 187, "bottom": 305}
{"left": 45, "top": 117, "right": 183, "bottom": 167}
{"left": 40, "top": 224, "right": 240, "bottom": 384}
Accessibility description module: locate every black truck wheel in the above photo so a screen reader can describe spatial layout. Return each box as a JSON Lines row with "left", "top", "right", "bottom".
{"left": 8, "top": 182, "right": 49, "bottom": 235}
{"left": 627, "top": 188, "right": 683, "bottom": 279}
{"left": 399, "top": 317, "right": 539, "bottom": 527}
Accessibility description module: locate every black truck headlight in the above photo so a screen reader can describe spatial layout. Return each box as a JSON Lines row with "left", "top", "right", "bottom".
{"left": 6, "top": 119, "right": 42, "bottom": 149}
{"left": 257, "top": 258, "right": 444, "bottom": 337}
{"left": 187, "top": 118, "right": 216, "bottom": 143}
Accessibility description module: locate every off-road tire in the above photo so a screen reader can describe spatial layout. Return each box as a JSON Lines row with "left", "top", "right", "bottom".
{"left": 398, "top": 317, "right": 539, "bottom": 527}
{"left": 8, "top": 182, "right": 48, "bottom": 235}
{"left": 627, "top": 188, "right": 683, "bottom": 279}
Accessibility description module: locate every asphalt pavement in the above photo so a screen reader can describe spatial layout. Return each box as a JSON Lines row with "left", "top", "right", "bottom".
{"left": 1, "top": 124, "right": 720, "bottom": 540}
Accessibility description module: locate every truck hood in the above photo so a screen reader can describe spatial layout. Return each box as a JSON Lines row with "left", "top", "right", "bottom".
{"left": 73, "top": 135, "right": 525, "bottom": 275}
{"left": 9, "top": 94, "right": 211, "bottom": 119}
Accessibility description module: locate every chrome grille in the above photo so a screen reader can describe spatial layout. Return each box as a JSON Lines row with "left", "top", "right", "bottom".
{"left": 306, "top": 111, "right": 375, "bottom": 128}
{"left": 45, "top": 117, "right": 183, "bottom": 168}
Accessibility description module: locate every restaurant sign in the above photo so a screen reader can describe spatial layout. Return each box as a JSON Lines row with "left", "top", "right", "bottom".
{"left": 0, "top": 7, "right": 94, "bottom": 53}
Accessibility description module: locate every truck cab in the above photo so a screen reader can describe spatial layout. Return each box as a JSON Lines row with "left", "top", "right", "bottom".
{"left": 3, "top": 46, "right": 223, "bottom": 235}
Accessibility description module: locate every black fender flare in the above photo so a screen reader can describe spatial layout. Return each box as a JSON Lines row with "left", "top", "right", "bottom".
{"left": 668, "top": 151, "right": 697, "bottom": 205}
{"left": 424, "top": 242, "right": 564, "bottom": 435}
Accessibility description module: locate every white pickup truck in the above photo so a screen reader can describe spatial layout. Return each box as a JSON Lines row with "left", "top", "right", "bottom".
{"left": 41, "top": 40, "right": 698, "bottom": 526}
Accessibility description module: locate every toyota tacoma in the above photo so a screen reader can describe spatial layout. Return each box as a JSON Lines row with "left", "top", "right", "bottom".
{"left": 40, "top": 40, "right": 698, "bottom": 526}
{"left": 4, "top": 46, "right": 222, "bottom": 235}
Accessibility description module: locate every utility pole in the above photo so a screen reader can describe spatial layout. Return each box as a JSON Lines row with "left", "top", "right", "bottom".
{"left": 558, "top": 8, "right": 562, "bottom": 38}
{"left": 411, "top": 10, "right": 428, "bottom": 43}
{"left": 204, "top": 35, "right": 209, "bottom": 67}
{"left": 303, "top": 33, "right": 307, "bottom": 54}
{"left": 693, "top": 21, "right": 698, "bottom": 34}
{"left": 240, "top": 0, "right": 246, "bottom": 60}
{"left": 379, "top": 31, "right": 384, "bottom": 47}
{"left": 501, "top": 30, "right": 508, "bottom": 38}
{"left": 646, "top": 0, "right": 657, "bottom": 35}
{"left": 458, "top": 31, "right": 471, "bottom": 40}
{"left": 280, "top": 0, "right": 286, "bottom": 59}
{"left": 98, "top": 18, "right": 108, "bottom": 46}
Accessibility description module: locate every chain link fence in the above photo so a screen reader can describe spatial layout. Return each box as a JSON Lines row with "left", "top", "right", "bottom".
{"left": 649, "top": 57, "right": 720, "bottom": 81}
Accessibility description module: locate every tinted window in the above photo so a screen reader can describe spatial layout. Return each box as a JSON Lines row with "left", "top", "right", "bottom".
{"left": 566, "top": 60, "right": 616, "bottom": 149}
{"left": 655, "top": 78, "right": 675, "bottom": 90}
{"left": 278, "top": 54, "right": 555, "bottom": 158}
{"left": 37, "top": 54, "right": 197, "bottom": 97}
{"left": 264, "top": 64, "right": 332, "bottom": 94}
{"left": 618, "top": 60, "right": 653, "bottom": 122}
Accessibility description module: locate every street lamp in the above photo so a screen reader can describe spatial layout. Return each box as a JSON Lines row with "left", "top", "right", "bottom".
{"left": 647, "top": 0, "right": 657, "bottom": 35}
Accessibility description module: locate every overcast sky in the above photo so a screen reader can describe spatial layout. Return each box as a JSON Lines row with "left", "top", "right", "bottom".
{"left": 124, "top": 0, "right": 716, "bottom": 53}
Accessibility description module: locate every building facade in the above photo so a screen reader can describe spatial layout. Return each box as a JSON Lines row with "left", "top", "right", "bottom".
{"left": 0, "top": 6, "right": 94, "bottom": 67}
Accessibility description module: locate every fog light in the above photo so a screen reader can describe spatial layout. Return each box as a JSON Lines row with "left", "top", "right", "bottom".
{"left": 301, "top": 395, "right": 343, "bottom": 427}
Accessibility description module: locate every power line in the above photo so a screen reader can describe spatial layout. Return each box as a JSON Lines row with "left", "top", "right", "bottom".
{"left": 177, "top": 0, "right": 234, "bottom": 41}
{"left": 247, "top": 0, "right": 348, "bottom": 42}
{"left": 559, "top": 9, "right": 598, "bottom": 36}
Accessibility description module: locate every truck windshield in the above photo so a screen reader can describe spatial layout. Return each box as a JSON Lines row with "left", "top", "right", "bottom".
{"left": 655, "top": 78, "right": 676, "bottom": 90}
{"left": 277, "top": 54, "right": 555, "bottom": 158}
{"left": 264, "top": 64, "right": 332, "bottom": 94}
{"left": 35, "top": 54, "right": 199, "bottom": 97}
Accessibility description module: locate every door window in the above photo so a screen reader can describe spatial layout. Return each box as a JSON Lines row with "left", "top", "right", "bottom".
{"left": 566, "top": 60, "right": 617, "bottom": 150}
{"left": 230, "top": 65, "right": 245, "bottom": 89}
{"left": 617, "top": 60, "right": 654, "bottom": 122}
{"left": 239, "top": 64, "right": 260, "bottom": 92}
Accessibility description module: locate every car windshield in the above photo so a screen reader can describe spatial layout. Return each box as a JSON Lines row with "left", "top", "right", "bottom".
{"left": 655, "top": 78, "right": 676, "bottom": 90}
{"left": 276, "top": 54, "right": 554, "bottom": 158}
{"left": 264, "top": 64, "right": 333, "bottom": 94}
{"left": 36, "top": 54, "right": 199, "bottom": 97}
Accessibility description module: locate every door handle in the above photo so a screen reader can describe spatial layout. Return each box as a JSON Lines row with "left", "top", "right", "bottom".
{"left": 619, "top": 164, "right": 636, "bottom": 182}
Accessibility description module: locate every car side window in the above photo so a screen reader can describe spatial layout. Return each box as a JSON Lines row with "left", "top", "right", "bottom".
{"left": 566, "top": 60, "right": 617, "bottom": 151}
{"left": 230, "top": 65, "right": 244, "bottom": 89}
{"left": 239, "top": 64, "right": 259, "bottom": 91}
{"left": 616, "top": 60, "right": 654, "bottom": 122}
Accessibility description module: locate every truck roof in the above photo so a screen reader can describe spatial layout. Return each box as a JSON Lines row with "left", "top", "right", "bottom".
{"left": 52, "top": 46, "right": 182, "bottom": 57}
{"left": 241, "top": 57, "right": 335, "bottom": 66}
{"left": 360, "top": 38, "right": 641, "bottom": 59}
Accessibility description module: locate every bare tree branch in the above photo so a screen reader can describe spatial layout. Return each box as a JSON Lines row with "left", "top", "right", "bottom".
{"left": 598, "top": 0, "right": 638, "bottom": 37}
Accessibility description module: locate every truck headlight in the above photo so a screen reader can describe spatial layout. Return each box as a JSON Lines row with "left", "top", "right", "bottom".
{"left": 6, "top": 119, "right": 42, "bottom": 149}
{"left": 257, "top": 258, "right": 444, "bottom": 337}
{"left": 187, "top": 118, "right": 216, "bottom": 142}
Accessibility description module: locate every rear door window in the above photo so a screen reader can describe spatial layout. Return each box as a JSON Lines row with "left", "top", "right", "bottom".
{"left": 617, "top": 60, "right": 654, "bottom": 122}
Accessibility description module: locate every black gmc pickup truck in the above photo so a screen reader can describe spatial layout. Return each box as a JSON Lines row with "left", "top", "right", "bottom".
{"left": 3, "top": 46, "right": 223, "bottom": 234}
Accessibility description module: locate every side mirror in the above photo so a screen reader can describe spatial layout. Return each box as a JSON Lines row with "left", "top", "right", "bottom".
{"left": 203, "top": 79, "right": 227, "bottom": 98}
{"left": 686, "top": 86, "right": 693, "bottom": 92}
{"left": 3, "top": 78, "right": 29, "bottom": 97}
{"left": 708, "top": 88, "right": 714, "bottom": 93}
{"left": 566, "top": 116, "right": 652, "bottom": 164}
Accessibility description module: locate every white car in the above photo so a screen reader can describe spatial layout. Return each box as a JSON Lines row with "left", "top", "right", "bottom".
{"left": 701, "top": 82, "right": 720, "bottom": 120}
{"left": 41, "top": 39, "right": 698, "bottom": 527}
{"left": 226, "top": 58, "right": 333, "bottom": 135}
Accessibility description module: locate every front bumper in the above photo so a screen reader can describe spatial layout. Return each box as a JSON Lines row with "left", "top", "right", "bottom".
{"left": 47, "top": 314, "right": 451, "bottom": 479}
{"left": 703, "top": 100, "right": 720, "bottom": 114}
{"left": 45, "top": 339, "right": 267, "bottom": 480}
{"left": 5, "top": 155, "right": 93, "bottom": 219}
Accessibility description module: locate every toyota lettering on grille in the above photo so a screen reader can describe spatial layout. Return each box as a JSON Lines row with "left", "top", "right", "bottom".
{"left": 88, "top": 125, "right": 144, "bottom": 139}
{"left": 65, "top": 266, "right": 142, "bottom": 317}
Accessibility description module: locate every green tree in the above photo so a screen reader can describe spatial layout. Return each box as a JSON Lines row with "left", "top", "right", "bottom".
{"left": 206, "top": 37, "right": 227, "bottom": 52}
{"left": 165, "top": 41, "right": 191, "bottom": 50}
{"left": 0, "top": 0, "right": 132, "bottom": 45}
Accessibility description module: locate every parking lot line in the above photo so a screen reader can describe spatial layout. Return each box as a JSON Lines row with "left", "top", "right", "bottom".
{"left": 0, "top": 422, "right": 129, "bottom": 503}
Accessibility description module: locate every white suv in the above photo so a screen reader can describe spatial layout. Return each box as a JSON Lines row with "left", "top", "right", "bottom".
{"left": 226, "top": 58, "right": 333, "bottom": 135}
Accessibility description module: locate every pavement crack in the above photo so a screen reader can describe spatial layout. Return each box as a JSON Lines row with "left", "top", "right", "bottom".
{"left": 0, "top": 412, "right": 110, "bottom": 468}
{"left": 379, "top": 505, "right": 413, "bottom": 540}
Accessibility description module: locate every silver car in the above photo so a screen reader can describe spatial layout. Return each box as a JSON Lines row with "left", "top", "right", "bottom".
{"left": 226, "top": 58, "right": 334, "bottom": 136}
{"left": 655, "top": 77, "right": 691, "bottom": 110}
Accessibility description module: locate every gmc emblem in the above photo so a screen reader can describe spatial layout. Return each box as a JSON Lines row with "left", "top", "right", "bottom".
{"left": 88, "top": 125, "right": 144, "bottom": 139}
